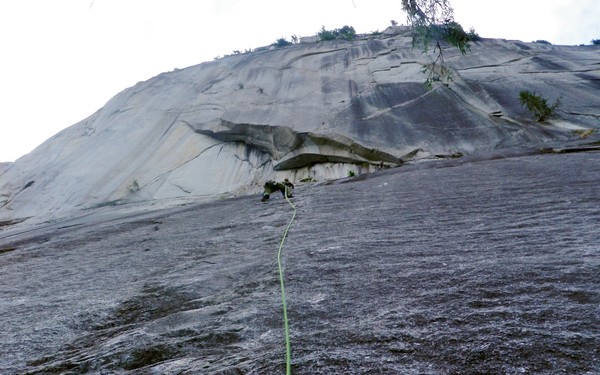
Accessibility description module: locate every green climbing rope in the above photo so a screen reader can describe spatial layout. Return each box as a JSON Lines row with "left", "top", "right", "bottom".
{"left": 277, "top": 187, "right": 296, "bottom": 375}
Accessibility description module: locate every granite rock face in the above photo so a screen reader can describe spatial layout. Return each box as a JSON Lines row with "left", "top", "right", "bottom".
{"left": 1, "top": 34, "right": 599, "bottom": 222}
{"left": 1, "top": 152, "right": 599, "bottom": 374}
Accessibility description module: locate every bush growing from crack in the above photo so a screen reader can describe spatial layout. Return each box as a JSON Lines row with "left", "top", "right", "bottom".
{"left": 347, "top": 170, "right": 356, "bottom": 177}
{"left": 519, "top": 90, "right": 561, "bottom": 122}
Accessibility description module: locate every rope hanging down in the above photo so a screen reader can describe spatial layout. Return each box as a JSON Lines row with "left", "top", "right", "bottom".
{"left": 277, "top": 186, "right": 296, "bottom": 375}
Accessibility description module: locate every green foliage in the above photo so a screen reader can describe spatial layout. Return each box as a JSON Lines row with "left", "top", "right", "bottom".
{"left": 402, "top": 0, "right": 454, "bottom": 24}
{"left": 347, "top": 170, "right": 356, "bottom": 177}
{"left": 300, "top": 176, "right": 315, "bottom": 183}
{"left": 318, "top": 26, "right": 337, "bottom": 41}
{"left": 338, "top": 25, "right": 356, "bottom": 40}
{"left": 414, "top": 21, "right": 470, "bottom": 54}
{"left": 592, "top": 39, "right": 600, "bottom": 45}
{"left": 318, "top": 25, "right": 356, "bottom": 41}
{"left": 401, "top": 0, "right": 471, "bottom": 88}
{"left": 519, "top": 90, "right": 561, "bottom": 122}
{"left": 273, "top": 38, "right": 293, "bottom": 48}
{"left": 467, "top": 27, "right": 480, "bottom": 41}
{"left": 534, "top": 40, "right": 551, "bottom": 45}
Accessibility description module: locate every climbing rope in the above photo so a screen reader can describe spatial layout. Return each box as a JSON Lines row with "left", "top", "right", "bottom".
{"left": 277, "top": 186, "right": 296, "bottom": 375}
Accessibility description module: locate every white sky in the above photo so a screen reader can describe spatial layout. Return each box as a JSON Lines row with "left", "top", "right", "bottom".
{"left": 0, "top": 0, "right": 598, "bottom": 162}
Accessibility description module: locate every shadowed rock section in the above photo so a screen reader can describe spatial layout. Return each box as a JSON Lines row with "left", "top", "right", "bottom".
{"left": 192, "top": 120, "right": 404, "bottom": 170}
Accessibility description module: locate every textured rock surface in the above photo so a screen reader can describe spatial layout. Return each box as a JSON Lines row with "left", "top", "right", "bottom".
{"left": 1, "top": 151, "right": 599, "bottom": 374}
{"left": 0, "top": 35, "right": 599, "bottom": 223}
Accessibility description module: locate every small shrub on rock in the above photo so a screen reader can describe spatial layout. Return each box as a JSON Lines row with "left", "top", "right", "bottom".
{"left": 273, "top": 38, "right": 292, "bottom": 48}
{"left": 519, "top": 90, "right": 560, "bottom": 122}
{"left": 467, "top": 27, "right": 481, "bottom": 41}
{"left": 338, "top": 25, "right": 356, "bottom": 40}
{"left": 318, "top": 26, "right": 337, "bottom": 41}
{"left": 318, "top": 25, "right": 356, "bottom": 41}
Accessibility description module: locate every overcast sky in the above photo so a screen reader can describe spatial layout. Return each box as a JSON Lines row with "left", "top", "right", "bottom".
{"left": 1, "top": 0, "right": 598, "bottom": 162}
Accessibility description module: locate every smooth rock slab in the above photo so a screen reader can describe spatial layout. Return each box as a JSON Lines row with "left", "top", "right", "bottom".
{"left": 1, "top": 37, "right": 599, "bottom": 223}
{"left": 0, "top": 151, "right": 599, "bottom": 374}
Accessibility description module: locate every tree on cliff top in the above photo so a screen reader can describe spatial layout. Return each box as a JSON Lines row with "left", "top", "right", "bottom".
{"left": 401, "top": 0, "right": 471, "bottom": 87}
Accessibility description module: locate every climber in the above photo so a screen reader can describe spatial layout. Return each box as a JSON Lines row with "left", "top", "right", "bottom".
{"left": 282, "top": 178, "right": 295, "bottom": 197}
{"left": 261, "top": 179, "right": 294, "bottom": 201}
